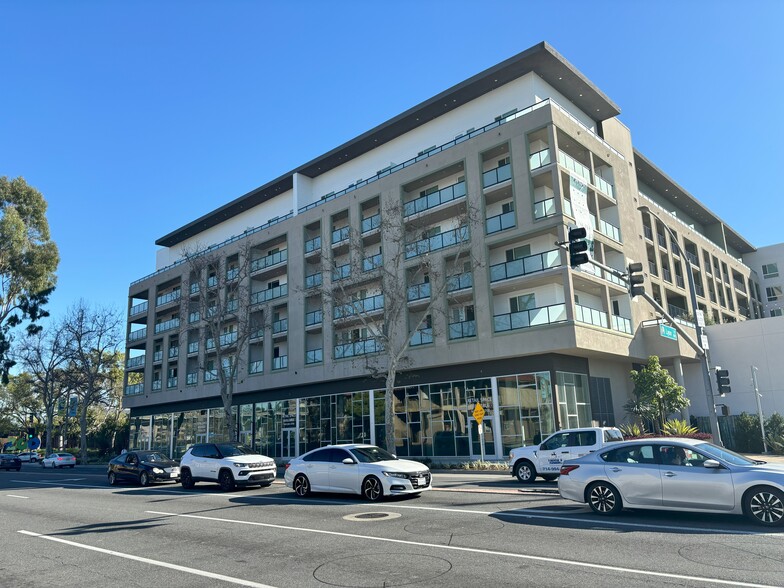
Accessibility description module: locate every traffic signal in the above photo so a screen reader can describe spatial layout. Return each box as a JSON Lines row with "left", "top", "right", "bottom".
{"left": 715, "top": 367, "right": 731, "bottom": 395}
{"left": 627, "top": 262, "right": 645, "bottom": 298}
{"left": 27, "top": 427, "right": 36, "bottom": 439}
{"left": 568, "top": 227, "right": 589, "bottom": 266}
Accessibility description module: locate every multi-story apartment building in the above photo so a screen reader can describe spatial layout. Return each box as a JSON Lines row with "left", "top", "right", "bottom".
{"left": 123, "top": 42, "right": 762, "bottom": 460}
{"left": 742, "top": 243, "right": 784, "bottom": 318}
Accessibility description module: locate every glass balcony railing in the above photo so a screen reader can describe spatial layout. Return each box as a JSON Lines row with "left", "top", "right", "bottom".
{"left": 409, "top": 328, "right": 433, "bottom": 347}
{"left": 447, "top": 272, "right": 473, "bottom": 292}
{"left": 574, "top": 304, "right": 609, "bottom": 329}
{"left": 304, "top": 236, "right": 322, "bottom": 254}
{"left": 190, "top": 282, "right": 200, "bottom": 295}
{"left": 643, "top": 225, "right": 653, "bottom": 240}
{"left": 305, "top": 272, "right": 322, "bottom": 289}
{"left": 188, "top": 311, "right": 200, "bottom": 323}
{"left": 598, "top": 219, "right": 621, "bottom": 242}
{"left": 676, "top": 275, "right": 685, "bottom": 288}
{"left": 250, "top": 284, "right": 288, "bottom": 304}
{"left": 129, "top": 301, "right": 148, "bottom": 316}
{"left": 563, "top": 199, "right": 573, "bottom": 217}
{"left": 529, "top": 148, "right": 551, "bottom": 171}
{"left": 448, "top": 319, "right": 476, "bottom": 340}
{"left": 186, "top": 372, "right": 198, "bottom": 385}
{"left": 407, "top": 282, "right": 431, "bottom": 302}
{"left": 207, "top": 276, "right": 218, "bottom": 288}
{"left": 124, "top": 383, "right": 144, "bottom": 396}
{"left": 272, "top": 356, "right": 288, "bottom": 370}
{"left": 187, "top": 342, "right": 199, "bottom": 354}
{"left": 305, "top": 348, "right": 323, "bottom": 364}
{"left": 128, "top": 328, "right": 147, "bottom": 342}
{"left": 335, "top": 294, "right": 384, "bottom": 319}
{"left": 403, "top": 181, "right": 466, "bottom": 217}
{"left": 226, "top": 299, "right": 238, "bottom": 313}
{"left": 152, "top": 380, "right": 162, "bottom": 391}
{"left": 332, "top": 226, "right": 350, "bottom": 244}
{"left": 126, "top": 355, "right": 145, "bottom": 369}
{"left": 648, "top": 261, "right": 658, "bottom": 276}
{"left": 534, "top": 198, "right": 557, "bottom": 220}
{"left": 305, "top": 309, "right": 323, "bottom": 326}
{"left": 490, "top": 249, "right": 561, "bottom": 282}
{"left": 493, "top": 303, "right": 567, "bottom": 333}
{"left": 685, "top": 251, "right": 699, "bottom": 266}
{"left": 168, "top": 347, "right": 179, "bottom": 359}
{"left": 167, "top": 377, "right": 178, "bottom": 389}
{"left": 334, "top": 338, "right": 383, "bottom": 359}
{"left": 557, "top": 151, "right": 591, "bottom": 183}
{"left": 249, "top": 360, "right": 263, "bottom": 375}
{"left": 405, "top": 226, "right": 469, "bottom": 259}
{"left": 332, "top": 264, "right": 351, "bottom": 281}
{"left": 156, "top": 290, "right": 181, "bottom": 307}
{"left": 204, "top": 370, "right": 218, "bottom": 382}
{"left": 486, "top": 210, "right": 516, "bottom": 235}
{"left": 154, "top": 318, "right": 180, "bottom": 334}
{"left": 272, "top": 318, "right": 288, "bottom": 334}
{"left": 361, "top": 213, "right": 381, "bottom": 233}
{"left": 153, "top": 351, "right": 163, "bottom": 362}
{"left": 482, "top": 163, "right": 512, "bottom": 188}
{"left": 251, "top": 249, "right": 287, "bottom": 273}
{"left": 226, "top": 267, "right": 239, "bottom": 281}
{"left": 611, "top": 315, "right": 632, "bottom": 334}
{"left": 603, "top": 269, "right": 625, "bottom": 287}
{"left": 594, "top": 175, "right": 615, "bottom": 199}
{"left": 363, "top": 253, "right": 383, "bottom": 272}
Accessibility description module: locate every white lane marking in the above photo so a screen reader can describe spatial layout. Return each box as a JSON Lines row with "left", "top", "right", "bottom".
{"left": 6, "top": 495, "right": 29, "bottom": 499}
{"left": 18, "top": 530, "right": 277, "bottom": 588}
{"left": 12, "top": 480, "right": 243, "bottom": 497}
{"left": 145, "top": 511, "right": 777, "bottom": 588}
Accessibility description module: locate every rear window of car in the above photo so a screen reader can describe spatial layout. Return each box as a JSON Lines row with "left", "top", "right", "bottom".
{"left": 604, "top": 429, "right": 624, "bottom": 443}
{"left": 190, "top": 445, "right": 218, "bottom": 458}
{"left": 573, "top": 431, "right": 596, "bottom": 446}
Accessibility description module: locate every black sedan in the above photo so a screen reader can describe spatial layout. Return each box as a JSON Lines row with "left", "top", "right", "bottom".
{"left": 107, "top": 451, "right": 180, "bottom": 486}
{"left": 0, "top": 454, "right": 22, "bottom": 471}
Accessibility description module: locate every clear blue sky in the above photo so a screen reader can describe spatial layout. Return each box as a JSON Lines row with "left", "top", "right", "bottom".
{"left": 2, "top": 0, "right": 782, "bottom": 325}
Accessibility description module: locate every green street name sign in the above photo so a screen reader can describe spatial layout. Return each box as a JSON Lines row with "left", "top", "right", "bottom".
{"left": 659, "top": 324, "right": 678, "bottom": 341}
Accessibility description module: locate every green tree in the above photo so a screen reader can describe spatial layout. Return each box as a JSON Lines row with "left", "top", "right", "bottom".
{"left": 734, "top": 412, "right": 763, "bottom": 453}
{"left": 0, "top": 176, "right": 60, "bottom": 383}
{"left": 626, "top": 356, "right": 690, "bottom": 433}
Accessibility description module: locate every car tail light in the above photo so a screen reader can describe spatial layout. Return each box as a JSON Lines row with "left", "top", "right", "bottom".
{"left": 284, "top": 462, "right": 290, "bottom": 470}
{"left": 560, "top": 464, "right": 579, "bottom": 475}
{"left": 57, "top": 457, "right": 63, "bottom": 461}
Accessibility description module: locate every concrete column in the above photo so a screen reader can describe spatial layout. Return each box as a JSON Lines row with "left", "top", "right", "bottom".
{"left": 672, "top": 357, "right": 690, "bottom": 421}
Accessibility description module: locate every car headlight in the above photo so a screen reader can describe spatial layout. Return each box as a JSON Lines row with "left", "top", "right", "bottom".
{"left": 233, "top": 463, "right": 243, "bottom": 467}
{"left": 383, "top": 471, "right": 408, "bottom": 479}
{"left": 152, "top": 467, "right": 164, "bottom": 474}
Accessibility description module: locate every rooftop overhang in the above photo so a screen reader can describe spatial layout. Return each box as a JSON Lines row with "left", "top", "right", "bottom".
{"left": 157, "top": 41, "right": 619, "bottom": 248}
{"left": 634, "top": 150, "right": 755, "bottom": 255}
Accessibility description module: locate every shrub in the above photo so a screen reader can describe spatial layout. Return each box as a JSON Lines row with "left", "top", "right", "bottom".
{"left": 733, "top": 412, "right": 764, "bottom": 453}
{"left": 618, "top": 423, "right": 647, "bottom": 438}
{"left": 662, "top": 419, "right": 698, "bottom": 437}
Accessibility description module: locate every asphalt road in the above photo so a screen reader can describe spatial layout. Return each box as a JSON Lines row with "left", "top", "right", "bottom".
{"left": 1, "top": 465, "right": 782, "bottom": 588}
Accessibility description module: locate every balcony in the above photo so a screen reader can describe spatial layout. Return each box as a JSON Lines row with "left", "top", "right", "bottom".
{"left": 404, "top": 181, "right": 466, "bottom": 217}
{"left": 447, "top": 272, "right": 473, "bottom": 292}
{"left": 167, "top": 377, "right": 178, "bottom": 389}
{"left": 206, "top": 331, "right": 238, "bottom": 350}
{"left": 648, "top": 261, "right": 658, "bottom": 276}
{"left": 272, "top": 356, "right": 288, "bottom": 371}
{"left": 676, "top": 275, "right": 685, "bottom": 288}
{"left": 226, "top": 267, "right": 239, "bottom": 281}
{"left": 331, "top": 226, "right": 350, "bottom": 245}
{"left": 598, "top": 219, "right": 621, "bottom": 242}
{"left": 186, "top": 372, "right": 198, "bottom": 385}
{"left": 156, "top": 290, "right": 181, "bottom": 307}
{"left": 662, "top": 268, "right": 672, "bottom": 283}
{"left": 409, "top": 328, "right": 433, "bottom": 347}
{"left": 668, "top": 304, "right": 689, "bottom": 319}
{"left": 490, "top": 249, "right": 561, "bottom": 283}
{"left": 126, "top": 355, "right": 145, "bottom": 369}
{"left": 643, "top": 225, "right": 653, "bottom": 241}
{"left": 168, "top": 347, "right": 179, "bottom": 360}
{"left": 305, "top": 236, "right": 322, "bottom": 254}
{"left": 448, "top": 319, "right": 477, "bottom": 340}
{"left": 305, "top": 272, "right": 322, "bottom": 289}
{"left": 482, "top": 163, "right": 512, "bottom": 189}
{"left": 153, "top": 350, "right": 163, "bottom": 362}
{"left": 187, "top": 342, "right": 199, "bottom": 354}
{"left": 249, "top": 360, "right": 263, "bottom": 375}
{"left": 493, "top": 303, "right": 567, "bottom": 333}
{"left": 207, "top": 275, "right": 218, "bottom": 288}
{"left": 574, "top": 304, "right": 608, "bottom": 329}
{"left": 361, "top": 213, "right": 381, "bottom": 233}
{"left": 251, "top": 249, "right": 287, "bottom": 273}
{"left": 332, "top": 264, "right": 351, "bottom": 281}
{"left": 128, "top": 328, "right": 147, "bottom": 342}
{"left": 594, "top": 175, "right": 615, "bottom": 199}
{"left": 405, "top": 226, "right": 469, "bottom": 259}
{"left": 733, "top": 279, "right": 747, "bottom": 293}
{"left": 152, "top": 380, "right": 162, "bottom": 391}
{"left": 226, "top": 299, "right": 238, "bottom": 313}
{"left": 335, "top": 294, "right": 384, "bottom": 319}
{"left": 204, "top": 370, "right": 218, "bottom": 382}
{"left": 305, "top": 348, "right": 323, "bottom": 364}
{"left": 129, "top": 301, "right": 148, "bottom": 316}
{"left": 251, "top": 284, "right": 288, "bottom": 305}
{"left": 334, "top": 337, "right": 383, "bottom": 359}
{"left": 685, "top": 251, "right": 699, "bottom": 266}
{"left": 190, "top": 283, "right": 200, "bottom": 296}
{"left": 486, "top": 210, "right": 516, "bottom": 235}
{"left": 124, "top": 383, "right": 143, "bottom": 396}
{"left": 529, "top": 148, "right": 551, "bottom": 171}
{"left": 534, "top": 198, "right": 557, "bottom": 220}
{"left": 363, "top": 253, "right": 383, "bottom": 272}
{"left": 305, "top": 309, "right": 323, "bottom": 326}
{"left": 657, "top": 234, "right": 667, "bottom": 249}
{"left": 154, "top": 318, "right": 180, "bottom": 334}
{"left": 557, "top": 151, "right": 591, "bottom": 183}
{"left": 407, "top": 282, "right": 431, "bottom": 302}
{"left": 611, "top": 315, "right": 633, "bottom": 335}
{"left": 272, "top": 318, "right": 288, "bottom": 335}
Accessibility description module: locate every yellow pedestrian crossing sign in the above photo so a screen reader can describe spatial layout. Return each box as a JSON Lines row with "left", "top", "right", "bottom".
{"left": 472, "top": 402, "right": 485, "bottom": 423}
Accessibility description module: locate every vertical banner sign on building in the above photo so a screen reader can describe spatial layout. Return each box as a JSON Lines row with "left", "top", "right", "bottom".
{"left": 569, "top": 175, "right": 594, "bottom": 261}
{"left": 68, "top": 396, "right": 78, "bottom": 417}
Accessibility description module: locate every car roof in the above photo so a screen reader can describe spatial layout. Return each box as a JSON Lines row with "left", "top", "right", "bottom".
{"left": 612, "top": 437, "right": 705, "bottom": 446}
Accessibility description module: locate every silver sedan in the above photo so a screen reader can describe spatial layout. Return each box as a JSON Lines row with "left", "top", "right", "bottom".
{"left": 558, "top": 437, "right": 784, "bottom": 526}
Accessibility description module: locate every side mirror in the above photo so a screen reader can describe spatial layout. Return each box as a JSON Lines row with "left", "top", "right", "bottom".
{"left": 703, "top": 459, "right": 721, "bottom": 469}
{"left": 342, "top": 458, "right": 356, "bottom": 465}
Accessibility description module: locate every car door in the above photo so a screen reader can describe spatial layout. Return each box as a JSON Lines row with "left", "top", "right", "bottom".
{"left": 603, "top": 444, "right": 662, "bottom": 506}
{"left": 301, "top": 448, "right": 333, "bottom": 491}
{"left": 119, "top": 453, "right": 138, "bottom": 481}
{"left": 571, "top": 430, "right": 599, "bottom": 459}
{"left": 658, "top": 445, "right": 735, "bottom": 510}
{"left": 329, "top": 448, "right": 360, "bottom": 493}
{"left": 536, "top": 432, "right": 572, "bottom": 474}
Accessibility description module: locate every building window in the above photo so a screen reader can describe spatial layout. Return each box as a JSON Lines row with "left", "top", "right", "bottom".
{"left": 766, "top": 286, "right": 782, "bottom": 302}
{"left": 771, "top": 308, "right": 783, "bottom": 317}
{"left": 510, "top": 294, "right": 536, "bottom": 313}
{"left": 505, "top": 245, "right": 531, "bottom": 262}
{"left": 762, "top": 263, "right": 779, "bottom": 279}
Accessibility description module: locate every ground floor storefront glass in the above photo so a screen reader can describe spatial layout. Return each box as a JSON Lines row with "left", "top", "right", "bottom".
{"left": 129, "top": 369, "right": 590, "bottom": 460}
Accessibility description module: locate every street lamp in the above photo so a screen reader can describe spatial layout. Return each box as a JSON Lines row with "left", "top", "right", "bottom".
{"left": 637, "top": 205, "right": 722, "bottom": 445}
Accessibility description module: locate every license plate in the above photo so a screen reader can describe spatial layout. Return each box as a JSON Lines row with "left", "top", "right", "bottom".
{"left": 416, "top": 477, "right": 426, "bottom": 486}
{"left": 170, "top": 472, "right": 178, "bottom": 478}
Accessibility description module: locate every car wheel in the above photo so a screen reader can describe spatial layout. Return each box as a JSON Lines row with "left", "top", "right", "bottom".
{"left": 362, "top": 476, "right": 383, "bottom": 502}
{"left": 180, "top": 469, "right": 195, "bottom": 489}
{"left": 542, "top": 474, "right": 559, "bottom": 482}
{"left": 744, "top": 486, "right": 784, "bottom": 527}
{"left": 587, "top": 482, "right": 623, "bottom": 515}
{"left": 139, "top": 471, "right": 150, "bottom": 487}
{"left": 218, "top": 470, "right": 235, "bottom": 492}
{"left": 293, "top": 474, "right": 310, "bottom": 497}
{"left": 514, "top": 460, "right": 536, "bottom": 484}
{"left": 108, "top": 472, "right": 117, "bottom": 486}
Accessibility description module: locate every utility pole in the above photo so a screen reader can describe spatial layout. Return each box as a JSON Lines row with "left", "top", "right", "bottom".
{"left": 752, "top": 366, "right": 767, "bottom": 453}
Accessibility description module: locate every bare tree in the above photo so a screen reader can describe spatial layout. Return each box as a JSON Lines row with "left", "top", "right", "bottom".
{"left": 180, "top": 239, "right": 262, "bottom": 442}
{"left": 61, "top": 300, "right": 123, "bottom": 462}
{"left": 15, "top": 324, "right": 69, "bottom": 455}
{"left": 319, "top": 189, "right": 482, "bottom": 452}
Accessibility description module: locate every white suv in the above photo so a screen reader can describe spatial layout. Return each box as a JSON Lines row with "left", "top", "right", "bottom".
{"left": 179, "top": 443, "right": 277, "bottom": 491}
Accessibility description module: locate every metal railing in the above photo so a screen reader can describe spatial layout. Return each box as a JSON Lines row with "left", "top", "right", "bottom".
{"left": 187, "top": 342, "right": 199, "bottom": 354}
{"left": 249, "top": 361, "right": 263, "bottom": 375}
{"left": 610, "top": 315, "right": 632, "bottom": 334}
{"left": 153, "top": 351, "right": 163, "bottom": 362}
{"left": 361, "top": 213, "right": 381, "bottom": 233}
{"left": 167, "top": 377, "right": 178, "bottom": 389}
{"left": 305, "top": 349, "right": 323, "bottom": 364}
{"left": 405, "top": 226, "right": 469, "bottom": 259}
{"left": 334, "top": 337, "right": 383, "bottom": 359}
{"left": 124, "top": 383, "right": 144, "bottom": 396}
{"left": 168, "top": 347, "right": 179, "bottom": 359}
{"left": 667, "top": 304, "right": 689, "bottom": 319}
{"left": 407, "top": 282, "right": 431, "bottom": 302}
{"left": 534, "top": 198, "right": 557, "bottom": 220}
{"left": 448, "top": 319, "right": 477, "bottom": 340}
{"left": 272, "top": 318, "right": 288, "bottom": 334}
{"left": 332, "top": 264, "right": 351, "bottom": 281}
{"left": 305, "top": 309, "right": 323, "bottom": 326}
{"left": 335, "top": 294, "right": 384, "bottom": 319}
{"left": 331, "top": 226, "right": 350, "bottom": 244}
{"left": 482, "top": 163, "right": 512, "bottom": 188}
{"left": 189, "top": 311, "right": 200, "bottom": 323}
{"left": 490, "top": 249, "right": 561, "bottom": 282}
{"left": 574, "top": 304, "right": 608, "bottom": 329}
{"left": 155, "top": 290, "right": 181, "bottom": 307}
{"left": 305, "top": 272, "right": 322, "bottom": 289}
{"left": 152, "top": 380, "right": 162, "bottom": 391}
{"left": 409, "top": 328, "right": 433, "bottom": 346}
{"left": 250, "top": 283, "right": 288, "bottom": 304}
{"left": 154, "top": 318, "right": 179, "bottom": 334}
{"left": 486, "top": 210, "right": 516, "bottom": 235}
{"left": 186, "top": 372, "right": 198, "bottom": 385}
{"left": 251, "top": 249, "right": 287, "bottom": 273}
{"left": 403, "top": 181, "right": 466, "bottom": 217}
{"left": 493, "top": 303, "right": 567, "bottom": 332}
{"left": 272, "top": 356, "right": 288, "bottom": 370}
{"left": 363, "top": 253, "right": 383, "bottom": 272}
{"left": 529, "top": 148, "right": 551, "bottom": 171}
{"left": 126, "top": 355, "right": 145, "bottom": 369}
{"left": 304, "top": 236, "right": 321, "bottom": 254}
{"left": 447, "top": 272, "right": 473, "bottom": 292}
{"left": 129, "top": 301, "right": 148, "bottom": 316}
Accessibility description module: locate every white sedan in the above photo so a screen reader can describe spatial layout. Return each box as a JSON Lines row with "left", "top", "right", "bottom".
{"left": 41, "top": 453, "right": 76, "bottom": 468}
{"left": 17, "top": 452, "right": 41, "bottom": 463}
{"left": 284, "top": 444, "right": 431, "bottom": 501}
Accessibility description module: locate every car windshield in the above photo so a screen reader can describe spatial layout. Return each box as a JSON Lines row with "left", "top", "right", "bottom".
{"left": 350, "top": 446, "right": 398, "bottom": 463}
{"left": 137, "top": 452, "right": 169, "bottom": 463}
{"left": 694, "top": 442, "right": 756, "bottom": 466}
{"left": 216, "top": 443, "right": 254, "bottom": 457}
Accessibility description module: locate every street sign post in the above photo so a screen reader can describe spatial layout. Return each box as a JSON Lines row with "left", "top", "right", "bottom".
{"left": 472, "top": 402, "right": 486, "bottom": 461}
